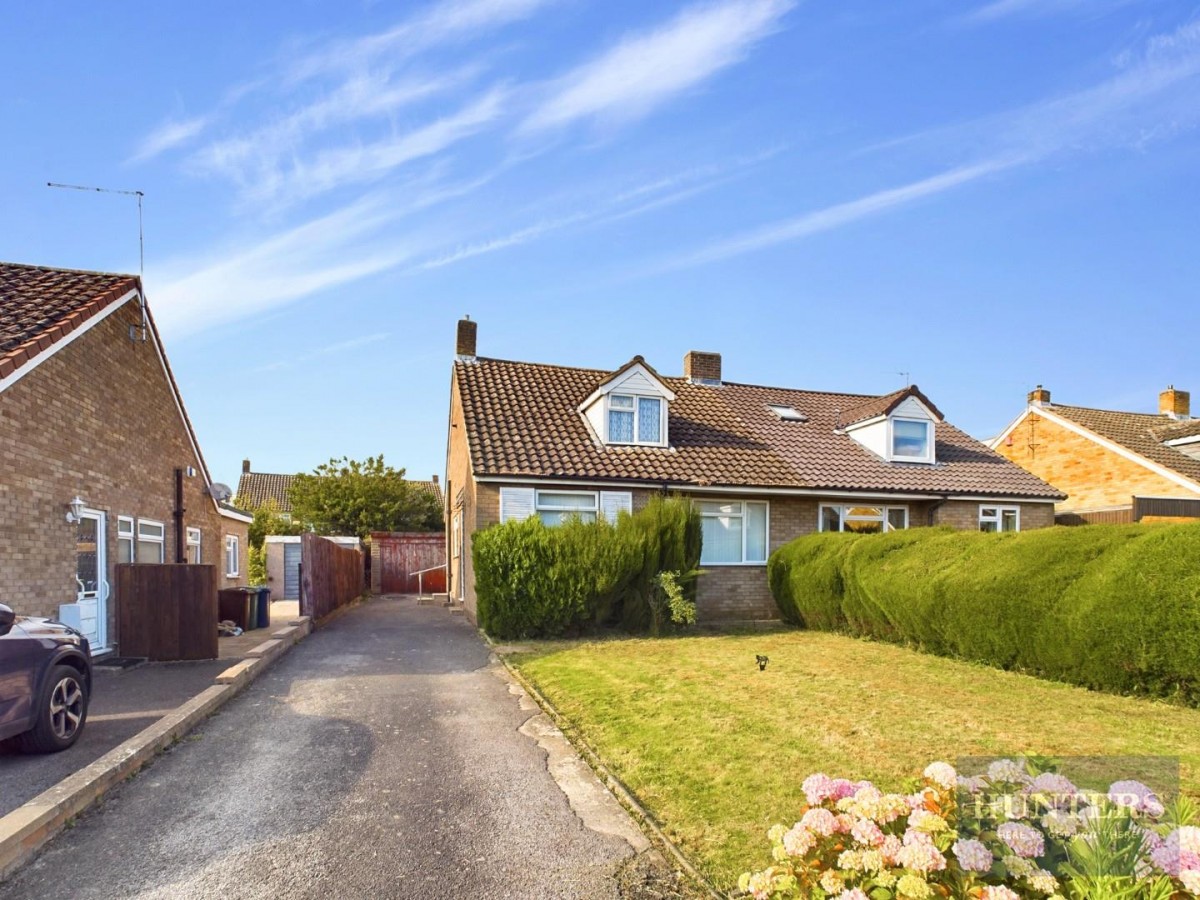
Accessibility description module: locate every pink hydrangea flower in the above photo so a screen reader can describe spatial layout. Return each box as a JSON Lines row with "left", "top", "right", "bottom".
{"left": 979, "top": 887, "right": 1021, "bottom": 900}
{"left": 881, "top": 834, "right": 903, "bottom": 866}
{"left": 998, "top": 822, "right": 1045, "bottom": 858}
{"left": 851, "top": 817, "right": 885, "bottom": 847}
{"left": 923, "top": 761, "right": 957, "bottom": 790}
{"left": 802, "top": 773, "right": 839, "bottom": 806}
{"left": 800, "top": 807, "right": 840, "bottom": 837}
{"left": 837, "top": 890, "right": 870, "bottom": 900}
{"left": 897, "top": 830, "right": 947, "bottom": 873}
{"left": 952, "top": 838, "right": 993, "bottom": 873}
{"left": 987, "top": 759, "right": 1031, "bottom": 785}
{"left": 1027, "top": 772, "right": 1078, "bottom": 799}
{"left": 1150, "top": 826, "right": 1200, "bottom": 877}
{"left": 1108, "top": 780, "right": 1166, "bottom": 817}
{"left": 782, "top": 824, "right": 816, "bottom": 858}
{"left": 1181, "top": 870, "right": 1200, "bottom": 894}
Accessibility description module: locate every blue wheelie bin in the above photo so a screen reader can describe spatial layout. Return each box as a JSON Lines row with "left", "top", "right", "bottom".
{"left": 256, "top": 587, "right": 271, "bottom": 629}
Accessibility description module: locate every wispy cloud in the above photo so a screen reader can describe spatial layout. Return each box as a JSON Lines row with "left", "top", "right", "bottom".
{"left": 251, "top": 332, "right": 392, "bottom": 373}
{"left": 192, "top": 82, "right": 505, "bottom": 206}
{"left": 285, "top": 0, "right": 558, "bottom": 82}
{"left": 651, "top": 19, "right": 1200, "bottom": 273}
{"left": 149, "top": 196, "right": 424, "bottom": 337}
{"left": 129, "top": 115, "right": 210, "bottom": 163}
{"left": 521, "top": 0, "right": 795, "bottom": 132}
{"left": 648, "top": 158, "right": 1019, "bottom": 273}
{"left": 960, "top": 0, "right": 1140, "bottom": 25}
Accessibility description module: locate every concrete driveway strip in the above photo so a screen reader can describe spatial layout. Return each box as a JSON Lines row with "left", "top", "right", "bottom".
{"left": 0, "top": 596, "right": 669, "bottom": 900}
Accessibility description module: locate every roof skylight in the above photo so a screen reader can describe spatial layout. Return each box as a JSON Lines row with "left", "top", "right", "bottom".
{"left": 768, "top": 404, "right": 807, "bottom": 422}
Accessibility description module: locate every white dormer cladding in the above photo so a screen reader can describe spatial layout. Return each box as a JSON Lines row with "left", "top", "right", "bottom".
{"left": 845, "top": 395, "right": 939, "bottom": 464}
{"left": 579, "top": 360, "right": 676, "bottom": 448}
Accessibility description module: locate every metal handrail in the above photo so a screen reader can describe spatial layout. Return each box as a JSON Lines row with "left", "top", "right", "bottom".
{"left": 410, "top": 563, "right": 448, "bottom": 597}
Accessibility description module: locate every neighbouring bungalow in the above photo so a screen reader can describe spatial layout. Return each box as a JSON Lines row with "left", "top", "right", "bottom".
{"left": 0, "top": 262, "right": 250, "bottom": 655}
{"left": 990, "top": 385, "right": 1200, "bottom": 524}
{"left": 444, "top": 318, "right": 1064, "bottom": 623}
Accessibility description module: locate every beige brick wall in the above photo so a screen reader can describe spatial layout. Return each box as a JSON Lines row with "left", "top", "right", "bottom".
{"left": 931, "top": 499, "right": 1056, "bottom": 531}
{"left": 995, "top": 411, "right": 1200, "bottom": 512}
{"left": 445, "top": 374, "right": 478, "bottom": 617}
{"left": 0, "top": 304, "right": 246, "bottom": 650}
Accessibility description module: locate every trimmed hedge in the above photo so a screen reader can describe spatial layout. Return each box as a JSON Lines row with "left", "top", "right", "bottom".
{"left": 473, "top": 496, "right": 702, "bottom": 639}
{"left": 769, "top": 522, "right": 1200, "bottom": 702}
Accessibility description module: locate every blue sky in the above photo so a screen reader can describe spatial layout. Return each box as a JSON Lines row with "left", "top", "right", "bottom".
{"left": 4, "top": 0, "right": 1199, "bottom": 489}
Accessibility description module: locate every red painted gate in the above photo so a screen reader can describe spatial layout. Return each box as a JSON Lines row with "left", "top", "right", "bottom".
{"left": 373, "top": 532, "right": 447, "bottom": 594}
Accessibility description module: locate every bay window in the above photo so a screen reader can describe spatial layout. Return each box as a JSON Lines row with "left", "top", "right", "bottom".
{"left": 698, "top": 500, "right": 768, "bottom": 565}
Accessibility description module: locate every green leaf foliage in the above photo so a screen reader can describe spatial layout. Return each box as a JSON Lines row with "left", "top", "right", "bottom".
{"left": 287, "top": 455, "right": 442, "bottom": 539}
{"left": 769, "top": 522, "right": 1200, "bottom": 703}
{"left": 472, "top": 495, "right": 702, "bottom": 639}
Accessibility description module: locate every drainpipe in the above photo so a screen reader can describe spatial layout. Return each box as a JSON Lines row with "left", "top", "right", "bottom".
{"left": 927, "top": 495, "right": 949, "bottom": 527}
{"left": 173, "top": 468, "right": 186, "bottom": 563}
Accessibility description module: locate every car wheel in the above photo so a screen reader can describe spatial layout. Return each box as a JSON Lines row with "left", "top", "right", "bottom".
{"left": 17, "top": 664, "right": 89, "bottom": 753}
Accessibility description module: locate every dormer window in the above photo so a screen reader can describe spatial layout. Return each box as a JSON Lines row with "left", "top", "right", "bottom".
{"left": 580, "top": 356, "right": 675, "bottom": 448}
{"left": 608, "top": 394, "right": 664, "bottom": 445}
{"left": 890, "top": 418, "right": 933, "bottom": 462}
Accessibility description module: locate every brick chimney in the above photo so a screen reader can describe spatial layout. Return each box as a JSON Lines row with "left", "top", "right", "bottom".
{"left": 683, "top": 351, "right": 721, "bottom": 385}
{"left": 242, "top": 458, "right": 251, "bottom": 474}
{"left": 1028, "top": 385, "right": 1051, "bottom": 407}
{"left": 456, "top": 316, "right": 477, "bottom": 359}
{"left": 1160, "top": 385, "right": 1190, "bottom": 419}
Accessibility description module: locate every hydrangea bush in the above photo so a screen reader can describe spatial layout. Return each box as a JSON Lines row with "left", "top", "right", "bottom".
{"left": 738, "top": 760, "right": 1199, "bottom": 899}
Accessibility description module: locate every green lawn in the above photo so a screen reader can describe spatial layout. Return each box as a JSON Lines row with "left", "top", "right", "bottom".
{"left": 511, "top": 630, "right": 1200, "bottom": 891}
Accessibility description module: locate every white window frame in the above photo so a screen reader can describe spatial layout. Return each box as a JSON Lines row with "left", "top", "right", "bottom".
{"left": 819, "top": 504, "right": 910, "bottom": 533}
{"left": 534, "top": 490, "right": 599, "bottom": 525}
{"left": 117, "top": 515, "right": 135, "bottom": 564}
{"left": 136, "top": 518, "right": 166, "bottom": 564}
{"left": 606, "top": 393, "right": 667, "bottom": 447}
{"left": 888, "top": 417, "right": 935, "bottom": 464}
{"left": 698, "top": 499, "right": 770, "bottom": 566}
{"left": 186, "top": 527, "right": 202, "bottom": 564}
{"left": 225, "top": 534, "right": 240, "bottom": 577}
{"left": 979, "top": 505, "right": 1021, "bottom": 533}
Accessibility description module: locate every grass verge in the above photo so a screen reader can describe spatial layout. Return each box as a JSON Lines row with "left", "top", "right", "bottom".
{"left": 510, "top": 629, "right": 1200, "bottom": 891}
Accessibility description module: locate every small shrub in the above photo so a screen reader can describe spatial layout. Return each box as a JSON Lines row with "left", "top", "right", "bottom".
{"left": 472, "top": 495, "right": 702, "bottom": 639}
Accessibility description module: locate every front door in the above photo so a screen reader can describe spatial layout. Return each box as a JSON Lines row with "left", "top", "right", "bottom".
{"left": 75, "top": 509, "right": 108, "bottom": 651}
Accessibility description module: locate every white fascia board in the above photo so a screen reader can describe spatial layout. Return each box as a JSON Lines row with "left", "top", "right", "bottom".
{"left": 843, "top": 414, "right": 886, "bottom": 432}
{"left": 474, "top": 476, "right": 1053, "bottom": 502}
{"left": 219, "top": 508, "right": 254, "bottom": 523}
{"left": 1029, "top": 407, "right": 1200, "bottom": 495}
{"left": 0, "top": 289, "right": 139, "bottom": 394}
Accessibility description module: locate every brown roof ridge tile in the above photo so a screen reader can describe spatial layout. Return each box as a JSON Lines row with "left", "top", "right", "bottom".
{"left": 0, "top": 260, "right": 138, "bottom": 279}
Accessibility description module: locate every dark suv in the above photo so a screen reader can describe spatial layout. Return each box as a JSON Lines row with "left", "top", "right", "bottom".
{"left": 0, "top": 604, "right": 92, "bottom": 753}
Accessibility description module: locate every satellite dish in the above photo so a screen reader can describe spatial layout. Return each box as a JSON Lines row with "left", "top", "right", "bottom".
{"left": 209, "top": 483, "right": 233, "bottom": 502}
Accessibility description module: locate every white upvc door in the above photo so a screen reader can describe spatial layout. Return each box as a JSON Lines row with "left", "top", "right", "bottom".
{"left": 75, "top": 509, "right": 109, "bottom": 652}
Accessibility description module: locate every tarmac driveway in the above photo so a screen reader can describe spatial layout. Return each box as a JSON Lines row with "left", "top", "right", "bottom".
{"left": 0, "top": 596, "right": 672, "bottom": 899}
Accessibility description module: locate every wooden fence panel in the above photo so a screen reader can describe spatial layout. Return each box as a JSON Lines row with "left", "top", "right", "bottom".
{"left": 374, "top": 532, "right": 447, "bottom": 594}
{"left": 116, "top": 564, "right": 217, "bottom": 661}
{"left": 300, "top": 533, "right": 364, "bottom": 620}
{"left": 1055, "top": 508, "right": 1135, "bottom": 526}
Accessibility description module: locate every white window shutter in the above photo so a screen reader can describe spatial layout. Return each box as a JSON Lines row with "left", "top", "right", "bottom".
{"left": 500, "top": 487, "right": 536, "bottom": 523}
{"left": 599, "top": 491, "right": 633, "bottom": 521}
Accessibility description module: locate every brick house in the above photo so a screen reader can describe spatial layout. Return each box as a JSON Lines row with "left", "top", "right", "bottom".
{"left": 989, "top": 385, "right": 1200, "bottom": 524}
{"left": 0, "top": 262, "right": 250, "bottom": 655}
{"left": 444, "top": 319, "right": 1063, "bottom": 623}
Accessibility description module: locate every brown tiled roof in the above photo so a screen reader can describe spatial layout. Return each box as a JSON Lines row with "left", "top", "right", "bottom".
{"left": 235, "top": 471, "right": 443, "bottom": 514}
{"left": 455, "top": 357, "right": 1065, "bottom": 499}
{"left": 236, "top": 472, "right": 297, "bottom": 512}
{"left": 1047, "top": 404, "right": 1200, "bottom": 487}
{"left": 0, "top": 262, "right": 138, "bottom": 380}
{"left": 840, "top": 385, "right": 945, "bottom": 428}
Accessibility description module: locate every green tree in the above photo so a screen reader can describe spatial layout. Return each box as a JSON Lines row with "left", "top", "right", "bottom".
{"left": 288, "top": 455, "right": 441, "bottom": 539}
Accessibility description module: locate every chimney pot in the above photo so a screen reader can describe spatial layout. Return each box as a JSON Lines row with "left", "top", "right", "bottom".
{"left": 242, "top": 458, "right": 251, "bottom": 474}
{"left": 683, "top": 350, "right": 721, "bottom": 385}
{"left": 456, "top": 317, "right": 477, "bottom": 359}
{"left": 431, "top": 474, "right": 439, "bottom": 484}
{"left": 1028, "top": 385, "right": 1051, "bottom": 406}
{"left": 1160, "top": 385, "right": 1191, "bottom": 419}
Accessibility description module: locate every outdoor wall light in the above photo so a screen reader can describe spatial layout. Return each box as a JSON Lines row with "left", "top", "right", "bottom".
{"left": 65, "top": 496, "right": 85, "bottom": 524}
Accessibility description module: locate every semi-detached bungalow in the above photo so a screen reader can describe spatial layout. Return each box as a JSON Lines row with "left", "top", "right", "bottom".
{"left": 0, "top": 262, "right": 250, "bottom": 656}
{"left": 444, "top": 318, "right": 1064, "bottom": 623}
